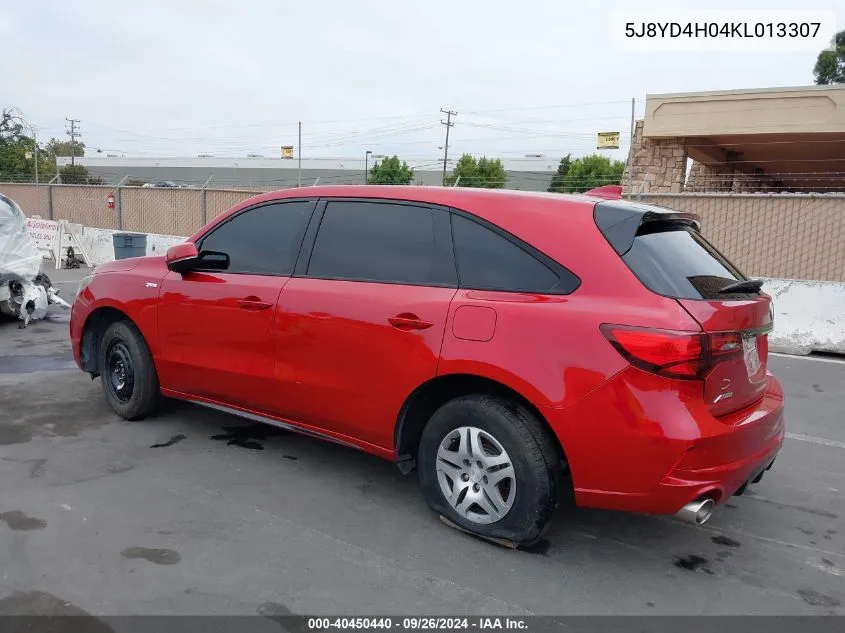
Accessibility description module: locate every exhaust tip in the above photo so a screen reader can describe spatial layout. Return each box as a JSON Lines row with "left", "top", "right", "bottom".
{"left": 676, "top": 498, "right": 715, "bottom": 525}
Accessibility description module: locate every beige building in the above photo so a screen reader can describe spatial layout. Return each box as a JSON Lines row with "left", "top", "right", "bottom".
{"left": 623, "top": 84, "right": 845, "bottom": 194}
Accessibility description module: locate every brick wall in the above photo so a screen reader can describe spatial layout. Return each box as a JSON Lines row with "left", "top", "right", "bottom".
{"left": 622, "top": 121, "right": 688, "bottom": 194}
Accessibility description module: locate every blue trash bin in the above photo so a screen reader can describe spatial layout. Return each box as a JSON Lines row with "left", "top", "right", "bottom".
{"left": 113, "top": 233, "right": 147, "bottom": 260}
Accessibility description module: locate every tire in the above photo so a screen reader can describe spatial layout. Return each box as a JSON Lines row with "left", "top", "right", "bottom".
{"left": 418, "top": 394, "right": 561, "bottom": 545}
{"left": 98, "top": 320, "right": 160, "bottom": 420}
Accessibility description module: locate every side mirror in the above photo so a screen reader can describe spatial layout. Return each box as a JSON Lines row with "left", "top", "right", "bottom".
{"left": 166, "top": 242, "right": 230, "bottom": 274}
{"left": 166, "top": 242, "right": 199, "bottom": 273}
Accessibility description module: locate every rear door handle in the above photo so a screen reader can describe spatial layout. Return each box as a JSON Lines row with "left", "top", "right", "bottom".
{"left": 238, "top": 296, "right": 273, "bottom": 311}
{"left": 388, "top": 313, "right": 434, "bottom": 331}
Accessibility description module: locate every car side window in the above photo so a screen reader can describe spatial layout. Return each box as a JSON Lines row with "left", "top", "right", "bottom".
{"left": 306, "top": 200, "right": 442, "bottom": 285}
{"left": 199, "top": 200, "right": 313, "bottom": 275}
{"left": 451, "top": 214, "right": 567, "bottom": 293}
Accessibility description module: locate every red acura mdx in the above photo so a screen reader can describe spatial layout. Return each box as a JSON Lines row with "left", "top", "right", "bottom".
{"left": 71, "top": 185, "right": 784, "bottom": 545}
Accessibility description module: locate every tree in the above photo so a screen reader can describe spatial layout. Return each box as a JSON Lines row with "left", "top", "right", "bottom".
{"left": 0, "top": 108, "right": 38, "bottom": 181}
{"left": 59, "top": 164, "right": 91, "bottom": 184}
{"left": 547, "top": 154, "right": 573, "bottom": 192}
{"left": 45, "top": 138, "right": 86, "bottom": 157}
{"left": 368, "top": 155, "right": 414, "bottom": 184}
{"left": 555, "top": 154, "right": 626, "bottom": 193}
{"left": 0, "top": 109, "right": 70, "bottom": 182}
{"left": 814, "top": 30, "right": 845, "bottom": 84}
{"left": 446, "top": 154, "right": 507, "bottom": 188}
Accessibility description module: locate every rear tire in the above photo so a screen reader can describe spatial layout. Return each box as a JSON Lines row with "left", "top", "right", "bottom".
{"left": 418, "top": 394, "right": 561, "bottom": 545}
{"left": 98, "top": 320, "right": 159, "bottom": 420}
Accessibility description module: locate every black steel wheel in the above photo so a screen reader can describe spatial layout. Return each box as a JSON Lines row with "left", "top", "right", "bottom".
{"left": 97, "top": 320, "right": 159, "bottom": 420}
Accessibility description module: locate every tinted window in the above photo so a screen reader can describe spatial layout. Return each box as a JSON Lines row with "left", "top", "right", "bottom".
{"left": 200, "top": 201, "right": 312, "bottom": 275}
{"left": 623, "top": 226, "right": 744, "bottom": 300}
{"left": 451, "top": 214, "right": 561, "bottom": 292}
{"left": 307, "top": 201, "right": 439, "bottom": 284}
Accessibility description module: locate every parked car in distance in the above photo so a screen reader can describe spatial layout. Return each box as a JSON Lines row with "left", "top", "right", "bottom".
{"left": 70, "top": 186, "right": 784, "bottom": 545}
{"left": 141, "top": 180, "right": 181, "bottom": 188}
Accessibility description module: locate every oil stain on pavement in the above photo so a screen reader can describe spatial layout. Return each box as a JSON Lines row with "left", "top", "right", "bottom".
{"left": 0, "top": 510, "right": 47, "bottom": 531}
{"left": 711, "top": 535, "right": 741, "bottom": 547}
{"left": 210, "top": 424, "right": 287, "bottom": 451}
{"left": 150, "top": 434, "right": 186, "bottom": 449}
{"left": 674, "top": 554, "right": 714, "bottom": 575}
{"left": 120, "top": 546, "right": 181, "bottom": 565}
{"left": 796, "top": 589, "right": 841, "bottom": 608}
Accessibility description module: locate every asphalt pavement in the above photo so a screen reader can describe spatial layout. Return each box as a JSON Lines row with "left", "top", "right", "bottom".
{"left": 0, "top": 267, "right": 843, "bottom": 616}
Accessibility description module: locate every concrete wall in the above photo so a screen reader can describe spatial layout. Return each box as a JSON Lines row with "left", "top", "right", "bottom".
{"left": 644, "top": 85, "right": 845, "bottom": 138}
{"left": 75, "top": 227, "right": 185, "bottom": 266}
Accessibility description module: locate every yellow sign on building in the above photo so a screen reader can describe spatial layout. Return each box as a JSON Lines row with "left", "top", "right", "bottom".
{"left": 597, "top": 132, "right": 620, "bottom": 150}
{"left": 281, "top": 146, "right": 294, "bottom": 159}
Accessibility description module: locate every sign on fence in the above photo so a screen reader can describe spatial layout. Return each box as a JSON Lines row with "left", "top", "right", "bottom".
{"left": 25, "top": 217, "right": 60, "bottom": 252}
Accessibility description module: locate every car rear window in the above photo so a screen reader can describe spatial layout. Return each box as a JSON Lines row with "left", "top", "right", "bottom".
{"left": 623, "top": 225, "right": 748, "bottom": 300}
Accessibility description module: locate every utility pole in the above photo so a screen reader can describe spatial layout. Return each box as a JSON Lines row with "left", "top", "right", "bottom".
{"left": 33, "top": 129, "right": 38, "bottom": 184}
{"left": 65, "top": 118, "right": 81, "bottom": 167}
{"left": 440, "top": 108, "right": 457, "bottom": 186}
{"left": 626, "top": 98, "right": 635, "bottom": 199}
{"left": 297, "top": 121, "right": 302, "bottom": 187}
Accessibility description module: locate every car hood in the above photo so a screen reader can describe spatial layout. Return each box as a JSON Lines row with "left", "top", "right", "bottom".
{"left": 94, "top": 255, "right": 166, "bottom": 274}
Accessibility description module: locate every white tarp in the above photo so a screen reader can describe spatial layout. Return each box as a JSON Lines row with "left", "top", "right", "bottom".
{"left": 0, "top": 193, "right": 71, "bottom": 326}
{"left": 0, "top": 193, "right": 42, "bottom": 282}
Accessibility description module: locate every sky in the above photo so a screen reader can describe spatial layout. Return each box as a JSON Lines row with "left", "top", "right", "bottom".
{"left": 1, "top": 0, "right": 839, "bottom": 164}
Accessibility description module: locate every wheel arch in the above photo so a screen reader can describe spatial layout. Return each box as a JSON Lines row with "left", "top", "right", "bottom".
{"left": 79, "top": 306, "right": 139, "bottom": 376}
{"left": 394, "top": 373, "right": 569, "bottom": 476}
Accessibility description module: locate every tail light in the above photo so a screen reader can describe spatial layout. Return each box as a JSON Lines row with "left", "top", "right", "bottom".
{"left": 600, "top": 324, "right": 743, "bottom": 380}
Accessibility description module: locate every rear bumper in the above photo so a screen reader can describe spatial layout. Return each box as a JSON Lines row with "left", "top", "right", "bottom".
{"left": 545, "top": 366, "right": 785, "bottom": 516}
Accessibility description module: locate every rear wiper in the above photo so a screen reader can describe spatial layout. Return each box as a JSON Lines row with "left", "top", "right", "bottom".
{"left": 718, "top": 279, "right": 764, "bottom": 294}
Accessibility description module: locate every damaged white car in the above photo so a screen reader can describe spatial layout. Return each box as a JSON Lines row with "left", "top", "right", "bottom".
{"left": 0, "top": 193, "right": 71, "bottom": 328}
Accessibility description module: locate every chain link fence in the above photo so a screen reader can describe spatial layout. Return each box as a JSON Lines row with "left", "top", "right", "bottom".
{"left": 1, "top": 182, "right": 843, "bottom": 282}
{"left": 636, "top": 193, "right": 845, "bottom": 282}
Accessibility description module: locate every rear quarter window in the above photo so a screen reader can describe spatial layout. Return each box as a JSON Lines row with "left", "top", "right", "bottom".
{"left": 451, "top": 214, "right": 579, "bottom": 294}
{"left": 623, "top": 225, "right": 748, "bottom": 300}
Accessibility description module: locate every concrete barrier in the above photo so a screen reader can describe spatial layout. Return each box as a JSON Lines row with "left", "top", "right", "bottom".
{"left": 78, "top": 227, "right": 185, "bottom": 266}
{"left": 764, "top": 278, "right": 845, "bottom": 356}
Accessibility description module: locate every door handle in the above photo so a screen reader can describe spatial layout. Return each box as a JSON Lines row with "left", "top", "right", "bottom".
{"left": 388, "top": 313, "right": 434, "bottom": 331}
{"left": 238, "top": 297, "right": 273, "bottom": 311}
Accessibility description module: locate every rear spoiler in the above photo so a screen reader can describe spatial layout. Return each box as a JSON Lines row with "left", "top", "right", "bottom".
{"left": 594, "top": 201, "right": 701, "bottom": 257}
{"left": 584, "top": 185, "right": 623, "bottom": 200}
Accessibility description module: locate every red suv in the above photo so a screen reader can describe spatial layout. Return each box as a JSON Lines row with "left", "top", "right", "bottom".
{"left": 70, "top": 186, "right": 784, "bottom": 545}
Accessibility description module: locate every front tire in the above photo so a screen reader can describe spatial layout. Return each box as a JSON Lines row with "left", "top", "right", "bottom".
{"left": 98, "top": 320, "right": 160, "bottom": 420}
{"left": 418, "top": 395, "right": 561, "bottom": 545}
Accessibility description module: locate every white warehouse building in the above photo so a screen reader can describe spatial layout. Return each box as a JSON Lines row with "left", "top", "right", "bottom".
{"left": 56, "top": 155, "right": 564, "bottom": 191}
